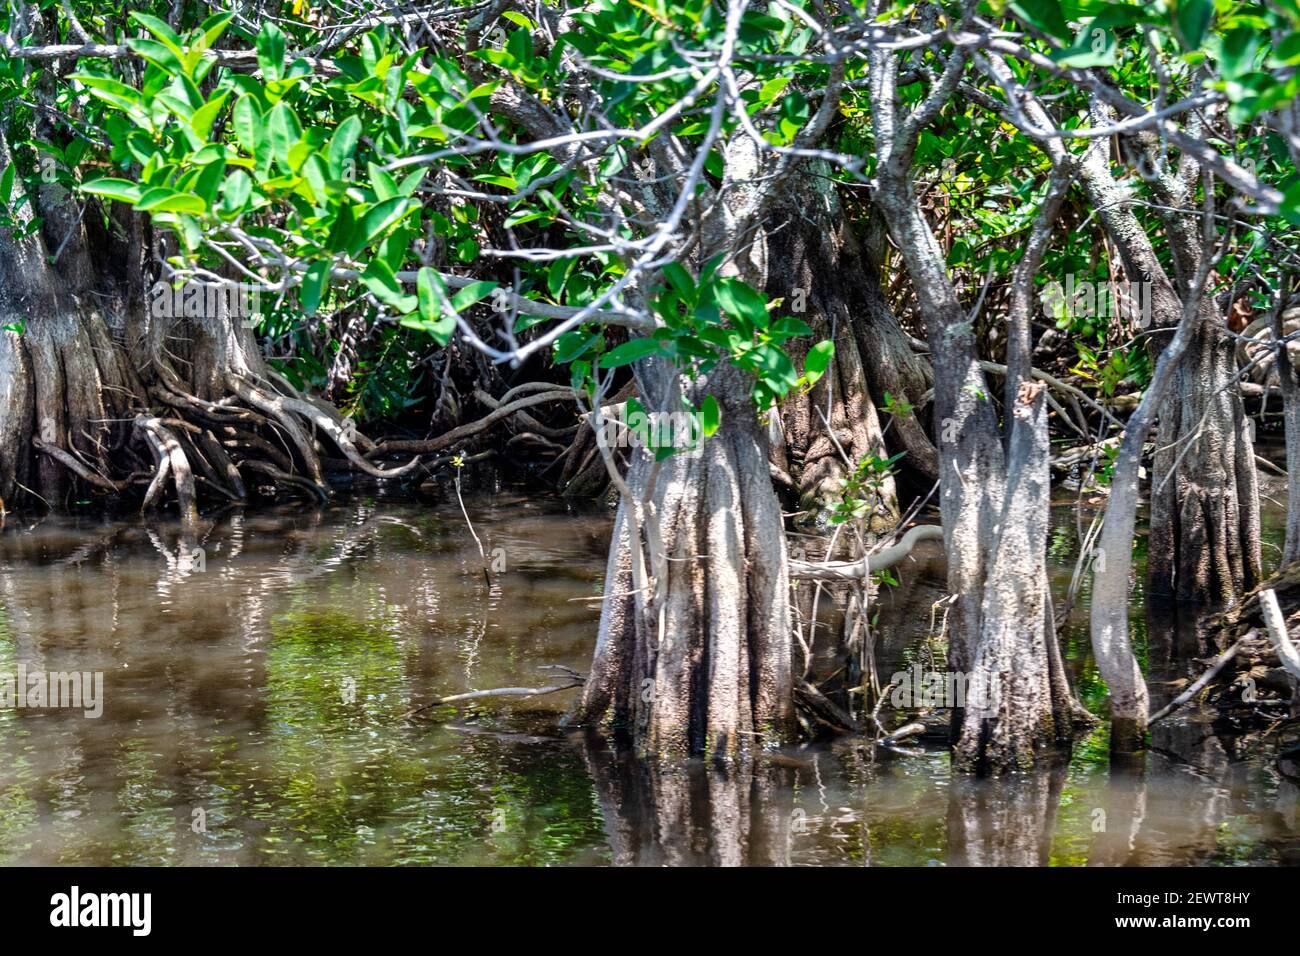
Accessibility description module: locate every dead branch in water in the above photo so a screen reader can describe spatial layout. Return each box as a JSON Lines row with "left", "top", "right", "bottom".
{"left": 1149, "top": 639, "right": 1245, "bottom": 724}
{"left": 405, "top": 665, "right": 585, "bottom": 719}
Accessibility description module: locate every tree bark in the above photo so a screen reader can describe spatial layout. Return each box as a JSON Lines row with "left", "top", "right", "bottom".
{"left": 576, "top": 363, "right": 796, "bottom": 760}
{"left": 1147, "top": 314, "right": 1261, "bottom": 603}
{"left": 1273, "top": 304, "right": 1300, "bottom": 565}
{"left": 867, "top": 83, "right": 1078, "bottom": 771}
{"left": 1126, "top": 128, "right": 1262, "bottom": 605}
{"left": 762, "top": 173, "right": 937, "bottom": 525}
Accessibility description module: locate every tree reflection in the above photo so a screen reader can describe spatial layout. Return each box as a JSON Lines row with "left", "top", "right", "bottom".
{"left": 582, "top": 739, "right": 797, "bottom": 866}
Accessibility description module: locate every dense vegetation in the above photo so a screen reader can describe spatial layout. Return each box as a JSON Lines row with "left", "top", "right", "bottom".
{"left": 1, "top": 0, "right": 1299, "bottom": 774}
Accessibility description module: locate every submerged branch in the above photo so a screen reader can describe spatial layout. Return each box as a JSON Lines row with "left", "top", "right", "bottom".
{"left": 404, "top": 666, "right": 586, "bottom": 718}
{"left": 1149, "top": 639, "right": 1245, "bottom": 724}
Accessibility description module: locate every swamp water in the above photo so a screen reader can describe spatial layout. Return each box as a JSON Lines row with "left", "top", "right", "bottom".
{"left": 0, "top": 490, "right": 1296, "bottom": 866}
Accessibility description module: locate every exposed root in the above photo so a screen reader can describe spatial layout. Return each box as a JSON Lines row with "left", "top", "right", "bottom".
{"left": 135, "top": 415, "right": 198, "bottom": 526}
{"left": 257, "top": 383, "right": 420, "bottom": 479}
{"left": 372, "top": 389, "right": 576, "bottom": 457}
{"left": 32, "top": 438, "right": 125, "bottom": 493}
{"left": 225, "top": 373, "right": 326, "bottom": 488}
{"left": 240, "top": 460, "right": 329, "bottom": 502}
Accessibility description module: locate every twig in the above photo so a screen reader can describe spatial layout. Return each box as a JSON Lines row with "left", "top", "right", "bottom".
{"left": 452, "top": 456, "right": 489, "bottom": 583}
{"left": 1149, "top": 638, "right": 1245, "bottom": 723}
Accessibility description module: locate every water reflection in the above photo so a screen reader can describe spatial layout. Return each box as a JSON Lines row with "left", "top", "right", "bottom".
{"left": 0, "top": 495, "right": 1294, "bottom": 865}
{"left": 948, "top": 762, "right": 1068, "bottom": 866}
{"left": 583, "top": 743, "right": 796, "bottom": 866}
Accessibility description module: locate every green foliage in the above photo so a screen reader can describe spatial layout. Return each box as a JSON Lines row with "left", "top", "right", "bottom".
{"left": 2, "top": 0, "right": 1296, "bottom": 433}
{"left": 44, "top": 3, "right": 840, "bottom": 434}
{"left": 1071, "top": 342, "right": 1150, "bottom": 397}
{"left": 830, "top": 452, "right": 905, "bottom": 526}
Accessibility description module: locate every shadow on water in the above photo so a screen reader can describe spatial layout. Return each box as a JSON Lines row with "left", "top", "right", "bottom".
{"left": 0, "top": 492, "right": 1295, "bottom": 865}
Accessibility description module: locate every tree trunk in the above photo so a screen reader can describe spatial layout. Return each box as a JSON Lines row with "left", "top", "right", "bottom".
{"left": 577, "top": 161, "right": 938, "bottom": 756}
{"left": 576, "top": 364, "right": 796, "bottom": 760}
{"left": 1147, "top": 313, "right": 1262, "bottom": 603}
{"left": 762, "top": 175, "right": 937, "bottom": 526}
{"left": 1125, "top": 122, "right": 1262, "bottom": 605}
{"left": 952, "top": 380, "right": 1076, "bottom": 770}
{"left": 869, "top": 139, "right": 1078, "bottom": 770}
{"left": 1273, "top": 304, "right": 1300, "bottom": 565}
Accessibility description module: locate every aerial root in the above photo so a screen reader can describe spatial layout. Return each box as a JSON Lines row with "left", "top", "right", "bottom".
{"left": 32, "top": 372, "right": 584, "bottom": 516}
{"left": 370, "top": 388, "right": 576, "bottom": 457}
{"left": 240, "top": 460, "right": 329, "bottom": 502}
{"left": 225, "top": 373, "right": 327, "bottom": 488}
{"left": 32, "top": 438, "right": 125, "bottom": 493}
{"left": 135, "top": 415, "right": 198, "bottom": 526}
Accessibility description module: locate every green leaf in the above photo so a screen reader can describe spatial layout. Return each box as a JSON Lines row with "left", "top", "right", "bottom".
{"left": 300, "top": 260, "right": 330, "bottom": 316}
{"left": 126, "top": 37, "right": 185, "bottom": 76}
{"left": 1218, "top": 28, "right": 1258, "bottom": 79}
{"left": 356, "top": 197, "right": 416, "bottom": 251}
{"left": 1009, "top": 0, "right": 1072, "bottom": 40}
{"left": 256, "top": 22, "right": 286, "bottom": 81}
{"left": 267, "top": 102, "right": 302, "bottom": 166}
{"left": 328, "top": 116, "right": 362, "bottom": 178}
{"left": 501, "top": 10, "right": 536, "bottom": 30}
{"left": 1175, "top": 0, "right": 1214, "bottom": 50}
{"left": 1272, "top": 32, "right": 1300, "bottom": 67}
{"left": 546, "top": 258, "right": 573, "bottom": 298}
{"left": 360, "top": 257, "right": 417, "bottom": 312}
{"left": 503, "top": 209, "right": 548, "bottom": 228}
{"left": 220, "top": 170, "right": 253, "bottom": 215}
{"left": 714, "top": 278, "right": 768, "bottom": 331}
{"left": 1050, "top": 25, "right": 1118, "bottom": 68}
{"left": 190, "top": 91, "right": 230, "bottom": 139}
{"left": 137, "top": 188, "right": 206, "bottom": 214}
{"left": 599, "top": 336, "right": 664, "bottom": 369}
{"left": 450, "top": 281, "right": 498, "bottom": 311}
{"left": 662, "top": 262, "right": 695, "bottom": 300}
{"left": 413, "top": 267, "right": 457, "bottom": 345}
{"left": 326, "top": 203, "right": 357, "bottom": 253}
{"left": 80, "top": 177, "right": 143, "bottom": 205}
{"left": 232, "top": 97, "right": 264, "bottom": 153}
{"left": 700, "top": 395, "right": 721, "bottom": 437}
{"left": 802, "top": 340, "right": 835, "bottom": 387}
{"left": 199, "top": 11, "right": 235, "bottom": 48}
{"left": 769, "top": 316, "right": 814, "bottom": 339}
{"left": 555, "top": 329, "right": 601, "bottom": 364}
{"left": 129, "top": 12, "right": 184, "bottom": 58}
{"left": 1281, "top": 180, "right": 1300, "bottom": 227}
{"left": 73, "top": 75, "right": 144, "bottom": 115}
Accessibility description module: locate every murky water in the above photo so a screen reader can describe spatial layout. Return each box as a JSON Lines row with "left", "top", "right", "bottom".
{"left": 0, "top": 489, "right": 1296, "bottom": 865}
